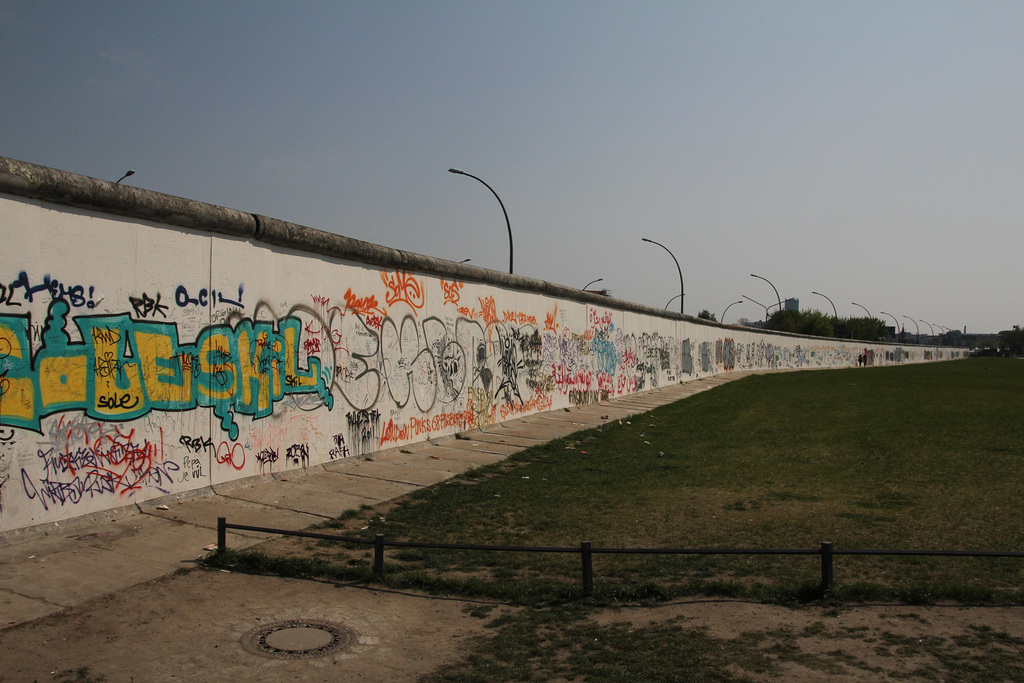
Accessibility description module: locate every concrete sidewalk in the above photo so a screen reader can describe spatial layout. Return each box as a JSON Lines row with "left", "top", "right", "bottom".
{"left": 0, "top": 373, "right": 748, "bottom": 631}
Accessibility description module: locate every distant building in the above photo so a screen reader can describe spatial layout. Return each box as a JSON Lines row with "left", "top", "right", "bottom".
{"left": 784, "top": 298, "right": 799, "bottom": 311}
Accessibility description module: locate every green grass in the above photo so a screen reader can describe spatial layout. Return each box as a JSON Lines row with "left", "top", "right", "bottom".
{"left": 209, "top": 357, "right": 1024, "bottom": 603}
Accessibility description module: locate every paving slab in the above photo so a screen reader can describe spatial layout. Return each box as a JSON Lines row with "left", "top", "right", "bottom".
{"left": 68, "top": 514, "right": 222, "bottom": 566}
{"left": 483, "top": 421, "right": 571, "bottom": 437}
{"left": 496, "top": 428, "right": 580, "bottom": 442}
{"left": 333, "top": 459, "right": 456, "bottom": 487}
{"left": 413, "top": 445, "right": 509, "bottom": 465}
{"left": 221, "top": 480, "right": 376, "bottom": 519}
{"left": 439, "top": 439, "right": 524, "bottom": 457}
{"left": 141, "top": 495, "right": 324, "bottom": 533}
{"left": 285, "top": 471, "right": 422, "bottom": 502}
{"left": 0, "top": 545, "right": 172, "bottom": 607}
{"left": 0, "top": 531, "right": 82, "bottom": 565}
{"left": 464, "top": 430, "right": 543, "bottom": 447}
{"left": 371, "top": 453, "right": 481, "bottom": 476}
{"left": 0, "top": 589, "right": 58, "bottom": 627}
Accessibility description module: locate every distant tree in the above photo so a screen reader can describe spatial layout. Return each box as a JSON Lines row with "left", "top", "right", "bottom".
{"left": 845, "top": 317, "right": 887, "bottom": 342}
{"left": 697, "top": 309, "right": 717, "bottom": 322}
{"left": 767, "top": 309, "right": 832, "bottom": 336}
{"left": 999, "top": 325, "right": 1024, "bottom": 355}
{"left": 765, "top": 310, "right": 885, "bottom": 341}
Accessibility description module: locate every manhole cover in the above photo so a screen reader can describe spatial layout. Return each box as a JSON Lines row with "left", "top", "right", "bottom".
{"left": 240, "top": 619, "right": 356, "bottom": 659}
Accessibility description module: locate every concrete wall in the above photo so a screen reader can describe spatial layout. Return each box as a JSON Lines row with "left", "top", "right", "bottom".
{"left": 0, "top": 156, "right": 966, "bottom": 534}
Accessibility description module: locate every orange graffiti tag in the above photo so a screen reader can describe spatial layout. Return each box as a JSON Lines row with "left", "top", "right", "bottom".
{"left": 440, "top": 278, "right": 464, "bottom": 306}
{"left": 478, "top": 296, "right": 497, "bottom": 324}
{"left": 545, "top": 305, "right": 559, "bottom": 332}
{"left": 381, "top": 270, "right": 425, "bottom": 312}
{"left": 502, "top": 310, "right": 537, "bottom": 325}
{"left": 344, "top": 288, "right": 386, "bottom": 317}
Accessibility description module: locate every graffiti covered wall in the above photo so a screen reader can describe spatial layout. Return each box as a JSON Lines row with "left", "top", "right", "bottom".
{"left": 0, "top": 158, "right": 966, "bottom": 533}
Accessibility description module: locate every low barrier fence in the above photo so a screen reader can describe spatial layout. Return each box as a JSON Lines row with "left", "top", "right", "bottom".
{"left": 217, "top": 517, "right": 1024, "bottom": 595}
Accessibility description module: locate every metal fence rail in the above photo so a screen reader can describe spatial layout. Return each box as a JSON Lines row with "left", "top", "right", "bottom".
{"left": 217, "top": 518, "right": 1024, "bottom": 596}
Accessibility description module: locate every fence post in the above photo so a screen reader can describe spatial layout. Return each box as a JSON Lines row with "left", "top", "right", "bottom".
{"left": 374, "top": 534, "right": 385, "bottom": 579}
{"left": 581, "top": 541, "right": 594, "bottom": 596}
{"left": 217, "top": 517, "right": 226, "bottom": 552}
{"left": 820, "top": 541, "right": 834, "bottom": 591}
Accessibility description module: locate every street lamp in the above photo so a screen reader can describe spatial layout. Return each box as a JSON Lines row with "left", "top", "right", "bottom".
{"left": 115, "top": 170, "right": 135, "bottom": 184}
{"left": 721, "top": 300, "right": 744, "bottom": 323}
{"left": 459, "top": 258, "right": 472, "bottom": 264}
{"left": 449, "top": 168, "right": 513, "bottom": 274}
{"left": 811, "top": 291, "right": 837, "bottom": 318}
{"left": 664, "top": 294, "right": 680, "bottom": 310}
{"left": 880, "top": 311, "right": 900, "bottom": 341}
{"left": 920, "top": 319, "right": 935, "bottom": 338}
{"left": 742, "top": 294, "right": 771, "bottom": 322}
{"left": 642, "top": 238, "right": 684, "bottom": 315}
{"left": 582, "top": 278, "right": 603, "bottom": 291}
{"left": 903, "top": 316, "right": 921, "bottom": 344}
{"left": 751, "top": 274, "right": 782, "bottom": 316}
{"left": 851, "top": 302, "right": 873, "bottom": 319}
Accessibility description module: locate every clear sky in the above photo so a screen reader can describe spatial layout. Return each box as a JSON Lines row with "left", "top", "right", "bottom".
{"left": 2, "top": 1, "right": 1021, "bottom": 334}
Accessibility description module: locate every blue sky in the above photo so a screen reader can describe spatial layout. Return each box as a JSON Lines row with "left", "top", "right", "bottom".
{"left": 2, "top": 1, "right": 1022, "bottom": 333}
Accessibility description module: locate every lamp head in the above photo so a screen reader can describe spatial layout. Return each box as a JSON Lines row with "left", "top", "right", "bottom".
{"left": 448, "top": 168, "right": 464, "bottom": 175}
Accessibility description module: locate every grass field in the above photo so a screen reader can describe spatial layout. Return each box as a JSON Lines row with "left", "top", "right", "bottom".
{"left": 208, "top": 358, "right": 1024, "bottom": 680}
{"left": 213, "top": 356, "right": 1024, "bottom": 605}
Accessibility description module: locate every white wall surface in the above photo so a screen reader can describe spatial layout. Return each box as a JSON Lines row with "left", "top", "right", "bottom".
{"left": 0, "top": 193, "right": 964, "bottom": 533}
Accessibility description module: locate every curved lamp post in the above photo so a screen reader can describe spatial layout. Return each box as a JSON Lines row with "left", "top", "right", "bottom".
{"left": 721, "top": 299, "right": 744, "bottom": 323}
{"left": 115, "top": 170, "right": 135, "bottom": 184}
{"left": 459, "top": 258, "right": 472, "bottom": 264}
{"left": 851, "top": 302, "right": 873, "bottom": 319}
{"left": 664, "top": 294, "right": 681, "bottom": 310}
{"left": 751, "top": 274, "right": 782, "bottom": 316}
{"left": 811, "top": 291, "right": 837, "bottom": 318}
{"left": 449, "top": 168, "right": 513, "bottom": 274}
{"left": 742, "top": 294, "right": 771, "bottom": 322}
{"left": 903, "top": 316, "right": 921, "bottom": 344}
{"left": 582, "top": 278, "right": 603, "bottom": 291}
{"left": 880, "top": 311, "right": 900, "bottom": 341}
{"left": 920, "top": 319, "right": 935, "bottom": 338}
{"left": 642, "top": 238, "right": 684, "bottom": 315}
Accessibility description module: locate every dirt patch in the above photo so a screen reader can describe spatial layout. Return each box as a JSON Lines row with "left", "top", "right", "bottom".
{"left": 589, "top": 600, "right": 1024, "bottom": 680}
{"left": 3, "top": 566, "right": 1023, "bottom": 682}
{"left": 0, "top": 569, "right": 504, "bottom": 683}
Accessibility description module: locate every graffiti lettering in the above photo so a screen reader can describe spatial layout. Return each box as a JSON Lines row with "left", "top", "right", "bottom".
{"left": 0, "top": 299, "right": 332, "bottom": 438}
{"left": 0, "top": 282, "right": 21, "bottom": 307}
{"left": 381, "top": 271, "right": 425, "bottom": 312}
{"left": 286, "top": 443, "right": 310, "bottom": 468}
{"left": 346, "top": 409, "right": 381, "bottom": 457}
{"left": 343, "top": 288, "right": 386, "bottom": 317}
{"left": 96, "top": 393, "right": 139, "bottom": 411}
{"left": 129, "top": 292, "right": 169, "bottom": 319}
{"left": 8, "top": 271, "right": 97, "bottom": 308}
{"left": 179, "top": 435, "right": 213, "bottom": 453}
{"left": 329, "top": 433, "right": 350, "bottom": 459}
{"left": 20, "top": 427, "right": 175, "bottom": 510}
{"left": 440, "top": 279, "right": 463, "bottom": 306}
{"left": 256, "top": 447, "right": 278, "bottom": 474}
{"left": 214, "top": 441, "right": 245, "bottom": 470}
{"left": 174, "top": 284, "right": 244, "bottom": 309}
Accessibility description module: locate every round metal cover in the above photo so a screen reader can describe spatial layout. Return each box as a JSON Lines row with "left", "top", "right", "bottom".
{"left": 240, "top": 619, "right": 356, "bottom": 659}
